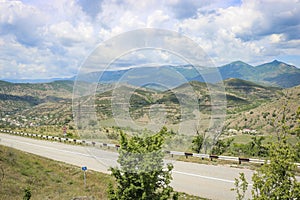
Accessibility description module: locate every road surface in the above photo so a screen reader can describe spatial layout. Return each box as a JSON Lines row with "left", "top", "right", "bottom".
{"left": 0, "top": 133, "right": 254, "bottom": 199}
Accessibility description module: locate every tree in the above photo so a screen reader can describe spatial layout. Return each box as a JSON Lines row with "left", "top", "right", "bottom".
{"left": 231, "top": 173, "right": 248, "bottom": 200}
{"left": 252, "top": 138, "right": 300, "bottom": 199}
{"left": 292, "top": 107, "right": 300, "bottom": 162}
{"left": 191, "top": 126, "right": 205, "bottom": 153}
{"left": 251, "top": 108, "right": 300, "bottom": 199}
{"left": 248, "top": 136, "right": 268, "bottom": 157}
{"left": 212, "top": 138, "right": 233, "bottom": 155}
{"left": 108, "top": 127, "right": 178, "bottom": 200}
{"left": 233, "top": 108, "right": 300, "bottom": 200}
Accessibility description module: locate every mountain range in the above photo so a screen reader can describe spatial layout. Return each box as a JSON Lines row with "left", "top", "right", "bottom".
{"left": 0, "top": 59, "right": 299, "bottom": 135}
{"left": 2, "top": 60, "right": 300, "bottom": 88}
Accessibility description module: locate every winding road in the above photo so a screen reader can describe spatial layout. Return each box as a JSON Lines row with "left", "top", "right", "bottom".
{"left": 0, "top": 133, "right": 254, "bottom": 199}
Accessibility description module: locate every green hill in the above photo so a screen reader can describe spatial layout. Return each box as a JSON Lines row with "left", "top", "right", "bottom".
{"left": 0, "top": 81, "right": 73, "bottom": 126}
{"left": 225, "top": 85, "right": 300, "bottom": 134}
{"left": 0, "top": 78, "right": 297, "bottom": 136}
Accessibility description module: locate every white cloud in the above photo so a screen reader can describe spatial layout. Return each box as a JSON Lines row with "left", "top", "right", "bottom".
{"left": 269, "top": 34, "right": 286, "bottom": 43}
{"left": 176, "top": 0, "right": 300, "bottom": 65}
{"left": 0, "top": 0, "right": 299, "bottom": 79}
{"left": 147, "top": 10, "right": 170, "bottom": 27}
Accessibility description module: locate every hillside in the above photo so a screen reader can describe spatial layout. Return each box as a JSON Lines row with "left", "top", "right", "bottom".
{"left": 0, "top": 78, "right": 298, "bottom": 136}
{"left": 0, "top": 80, "right": 73, "bottom": 127}
{"left": 222, "top": 78, "right": 281, "bottom": 112}
{"left": 90, "top": 79, "right": 282, "bottom": 130}
{"left": 225, "top": 85, "right": 300, "bottom": 134}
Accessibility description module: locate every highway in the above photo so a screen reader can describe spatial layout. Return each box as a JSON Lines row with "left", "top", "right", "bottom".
{"left": 0, "top": 133, "right": 254, "bottom": 199}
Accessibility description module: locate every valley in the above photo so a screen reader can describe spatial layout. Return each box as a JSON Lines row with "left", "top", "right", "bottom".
{"left": 0, "top": 60, "right": 299, "bottom": 155}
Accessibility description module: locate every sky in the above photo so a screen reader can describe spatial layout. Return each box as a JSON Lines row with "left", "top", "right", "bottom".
{"left": 0, "top": 0, "right": 299, "bottom": 79}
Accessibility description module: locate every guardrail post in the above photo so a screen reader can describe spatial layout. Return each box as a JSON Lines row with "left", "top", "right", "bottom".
{"left": 184, "top": 152, "right": 193, "bottom": 159}
{"left": 210, "top": 155, "right": 218, "bottom": 161}
{"left": 238, "top": 157, "right": 250, "bottom": 165}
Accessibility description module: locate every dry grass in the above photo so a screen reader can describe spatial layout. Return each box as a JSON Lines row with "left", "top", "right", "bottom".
{"left": 0, "top": 145, "right": 206, "bottom": 200}
{"left": 0, "top": 145, "right": 110, "bottom": 200}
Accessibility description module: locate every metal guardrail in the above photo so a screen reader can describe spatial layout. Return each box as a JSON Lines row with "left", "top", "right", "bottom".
{"left": 1, "top": 129, "right": 300, "bottom": 167}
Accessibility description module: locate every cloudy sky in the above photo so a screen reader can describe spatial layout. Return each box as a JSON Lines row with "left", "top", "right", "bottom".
{"left": 0, "top": 0, "right": 299, "bottom": 79}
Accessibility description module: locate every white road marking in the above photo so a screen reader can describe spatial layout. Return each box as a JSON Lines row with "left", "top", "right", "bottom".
{"left": 3, "top": 137, "right": 243, "bottom": 184}
{"left": 173, "top": 170, "right": 235, "bottom": 183}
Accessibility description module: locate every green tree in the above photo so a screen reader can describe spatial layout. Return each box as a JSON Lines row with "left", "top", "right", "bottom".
{"left": 231, "top": 173, "right": 248, "bottom": 200}
{"left": 192, "top": 127, "right": 205, "bottom": 153}
{"left": 108, "top": 127, "right": 177, "bottom": 200}
{"left": 233, "top": 108, "right": 300, "bottom": 200}
{"left": 252, "top": 138, "right": 300, "bottom": 199}
{"left": 212, "top": 138, "right": 233, "bottom": 155}
{"left": 292, "top": 107, "right": 300, "bottom": 162}
{"left": 251, "top": 108, "right": 300, "bottom": 199}
{"left": 23, "top": 187, "right": 31, "bottom": 200}
{"left": 248, "top": 136, "right": 268, "bottom": 157}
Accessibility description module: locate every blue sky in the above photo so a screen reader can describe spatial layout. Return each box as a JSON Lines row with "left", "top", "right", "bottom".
{"left": 0, "top": 0, "right": 299, "bottom": 79}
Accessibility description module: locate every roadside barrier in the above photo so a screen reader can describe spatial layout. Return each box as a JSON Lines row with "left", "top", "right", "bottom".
{"left": 1, "top": 129, "right": 299, "bottom": 167}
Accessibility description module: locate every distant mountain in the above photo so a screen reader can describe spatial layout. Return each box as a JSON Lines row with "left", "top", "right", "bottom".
{"left": 2, "top": 77, "right": 73, "bottom": 83}
{"left": 2, "top": 60, "right": 300, "bottom": 88}
{"left": 78, "top": 60, "right": 300, "bottom": 88}
{"left": 255, "top": 60, "right": 300, "bottom": 87}
{"left": 219, "top": 61, "right": 256, "bottom": 81}
{"left": 219, "top": 60, "right": 300, "bottom": 87}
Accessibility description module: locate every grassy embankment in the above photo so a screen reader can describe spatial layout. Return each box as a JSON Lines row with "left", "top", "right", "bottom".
{"left": 0, "top": 145, "right": 205, "bottom": 200}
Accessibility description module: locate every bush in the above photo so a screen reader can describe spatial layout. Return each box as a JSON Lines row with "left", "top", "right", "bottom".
{"left": 23, "top": 188, "right": 31, "bottom": 200}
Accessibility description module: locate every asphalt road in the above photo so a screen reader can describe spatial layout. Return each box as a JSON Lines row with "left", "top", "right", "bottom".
{"left": 0, "top": 133, "right": 254, "bottom": 200}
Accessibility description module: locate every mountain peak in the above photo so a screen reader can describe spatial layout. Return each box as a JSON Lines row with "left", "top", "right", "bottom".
{"left": 271, "top": 59, "right": 282, "bottom": 64}
{"left": 227, "top": 60, "right": 253, "bottom": 67}
{"left": 257, "top": 60, "right": 293, "bottom": 68}
{"left": 232, "top": 60, "right": 248, "bottom": 64}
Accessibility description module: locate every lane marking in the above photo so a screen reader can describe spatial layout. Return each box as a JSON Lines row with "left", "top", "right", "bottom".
{"left": 173, "top": 171, "right": 253, "bottom": 186}
{"left": 1, "top": 134, "right": 253, "bottom": 186}
{"left": 173, "top": 170, "right": 235, "bottom": 183}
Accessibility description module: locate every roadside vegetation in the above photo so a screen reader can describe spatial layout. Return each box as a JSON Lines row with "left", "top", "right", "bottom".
{"left": 231, "top": 107, "right": 300, "bottom": 199}
{"left": 0, "top": 144, "right": 204, "bottom": 200}
{"left": 0, "top": 144, "right": 111, "bottom": 200}
{"left": 108, "top": 127, "right": 178, "bottom": 200}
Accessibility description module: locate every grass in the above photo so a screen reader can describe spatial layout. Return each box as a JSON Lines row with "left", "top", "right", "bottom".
{"left": 228, "top": 133, "right": 299, "bottom": 146}
{"left": 0, "top": 145, "right": 206, "bottom": 200}
{"left": 0, "top": 145, "right": 110, "bottom": 200}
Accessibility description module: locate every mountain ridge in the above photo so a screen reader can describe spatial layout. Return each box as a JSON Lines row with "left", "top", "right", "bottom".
{"left": 1, "top": 60, "right": 300, "bottom": 88}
